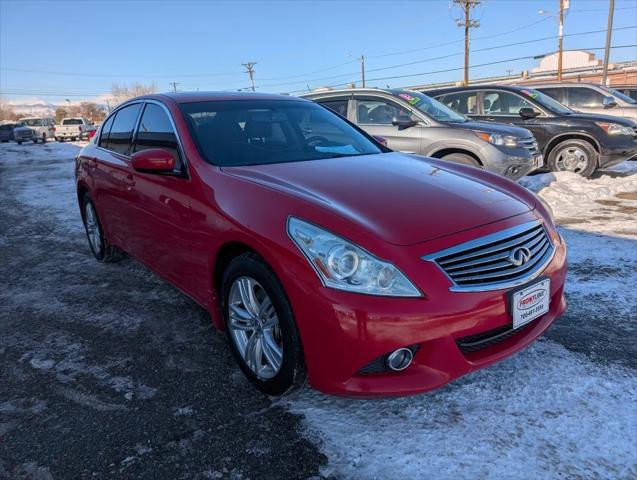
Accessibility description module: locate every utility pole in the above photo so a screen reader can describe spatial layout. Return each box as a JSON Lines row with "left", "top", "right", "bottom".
{"left": 557, "top": 0, "right": 565, "bottom": 81}
{"left": 359, "top": 55, "right": 366, "bottom": 87}
{"left": 169, "top": 82, "right": 180, "bottom": 92}
{"left": 602, "top": 0, "right": 615, "bottom": 85}
{"left": 242, "top": 62, "right": 257, "bottom": 92}
{"left": 454, "top": 0, "right": 480, "bottom": 86}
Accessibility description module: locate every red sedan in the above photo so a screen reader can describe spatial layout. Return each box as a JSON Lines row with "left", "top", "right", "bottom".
{"left": 75, "top": 92, "right": 567, "bottom": 397}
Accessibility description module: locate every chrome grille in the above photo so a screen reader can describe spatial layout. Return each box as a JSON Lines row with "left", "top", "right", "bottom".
{"left": 423, "top": 221, "right": 554, "bottom": 292}
{"left": 520, "top": 136, "right": 539, "bottom": 156}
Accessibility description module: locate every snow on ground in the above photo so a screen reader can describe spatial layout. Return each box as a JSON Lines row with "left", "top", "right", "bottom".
{"left": 2, "top": 143, "right": 636, "bottom": 479}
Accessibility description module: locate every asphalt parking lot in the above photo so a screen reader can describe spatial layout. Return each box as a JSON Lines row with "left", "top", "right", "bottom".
{"left": 1, "top": 141, "right": 636, "bottom": 479}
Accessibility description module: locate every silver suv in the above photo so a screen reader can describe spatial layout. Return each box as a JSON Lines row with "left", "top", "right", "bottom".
{"left": 533, "top": 83, "right": 637, "bottom": 122}
{"left": 303, "top": 88, "right": 542, "bottom": 180}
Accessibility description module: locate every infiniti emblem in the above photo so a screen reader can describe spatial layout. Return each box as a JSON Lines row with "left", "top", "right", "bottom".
{"left": 508, "top": 246, "right": 532, "bottom": 266}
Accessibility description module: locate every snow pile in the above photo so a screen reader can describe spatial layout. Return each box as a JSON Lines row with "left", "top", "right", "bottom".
{"left": 520, "top": 162, "right": 637, "bottom": 238}
{"left": 287, "top": 341, "right": 636, "bottom": 479}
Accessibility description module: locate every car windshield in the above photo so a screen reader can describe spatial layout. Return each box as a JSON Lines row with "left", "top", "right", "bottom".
{"left": 599, "top": 85, "right": 637, "bottom": 105}
{"left": 518, "top": 88, "right": 573, "bottom": 114}
{"left": 390, "top": 90, "right": 468, "bottom": 123}
{"left": 21, "top": 119, "right": 43, "bottom": 126}
{"left": 180, "top": 99, "right": 384, "bottom": 167}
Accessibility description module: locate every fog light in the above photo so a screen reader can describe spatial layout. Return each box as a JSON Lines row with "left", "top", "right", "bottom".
{"left": 386, "top": 348, "right": 413, "bottom": 371}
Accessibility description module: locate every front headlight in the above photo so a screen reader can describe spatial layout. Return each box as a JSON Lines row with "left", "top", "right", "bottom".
{"left": 475, "top": 132, "right": 519, "bottom": 147}
{"left": 287, "top": 217, "right": 422, "bottom": 297}
{"left": 595, "top": 122, "right": 635, "bottom": 136}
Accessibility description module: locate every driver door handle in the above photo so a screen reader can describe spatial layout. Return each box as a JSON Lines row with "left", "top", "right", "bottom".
{"left": 123, "top": 174, "right": 135, "bottom": 187}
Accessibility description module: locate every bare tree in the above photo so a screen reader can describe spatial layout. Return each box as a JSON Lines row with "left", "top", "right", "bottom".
{"left": 111, "top": 82, "right": 158, "bottom": 106}
{"left": 54, "top": 107, "right": 69, "bottom": 123}
{"left": 79, "top": 102, "right": 106, "bottom": 123}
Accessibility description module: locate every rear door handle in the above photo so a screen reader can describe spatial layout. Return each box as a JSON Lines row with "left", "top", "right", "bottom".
{"left": 123, "top": 174, "right": 135, "bottom": 187}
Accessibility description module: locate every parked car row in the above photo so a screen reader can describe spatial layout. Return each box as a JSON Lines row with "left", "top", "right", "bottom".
{"left": 306, "top": 83, "right": 637, "bottom": 179}
{"left": 0, "top": 117, "right": 98, "bottom": 144}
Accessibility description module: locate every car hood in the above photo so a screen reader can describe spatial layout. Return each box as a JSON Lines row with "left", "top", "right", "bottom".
{"left": 445, "top": 120, "right": 533, "bottom": 137}
{"left": 562, "top": 111, "right": 637, "bottom": 126}
{"left": 223, "top": 152, "right": 531, "bottom": 246}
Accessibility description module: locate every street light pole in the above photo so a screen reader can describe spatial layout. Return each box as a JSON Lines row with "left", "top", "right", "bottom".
{"left": 602, "top": 0, "right": 615, "bottom": 85}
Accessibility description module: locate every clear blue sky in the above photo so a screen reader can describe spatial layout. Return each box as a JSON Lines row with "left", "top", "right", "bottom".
{"left": 1, "top": 0, "right": 636, "bottom": 102}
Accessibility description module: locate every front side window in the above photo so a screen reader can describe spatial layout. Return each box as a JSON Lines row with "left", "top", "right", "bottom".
{"left": 107, "top": 103, "right": 142, "bottom": 155}
{"left": 22, "top": 119, "right": 43, "bottom": 126}
{"left": 133, "top": 103, "right": 180, "bottom": 162}
{"left": 181, "top": 99, "right": 383, "bottom": 167}
{"left": 438, "top": 91, "right": 478, "bottom": 115}
{"left": 482, "top": 91, "right": 535, "bottom": 115}
{"left": 566, "top": 87, "right": 606, "bottom": 108}
{"left": 390, "top": 90, "right": 467, "bottom": 122}
{"left": 356, "top": 98, "right": 411, "bottom": 125}
{"left": 317, "top": 99, "right": 348, "bottom": 117}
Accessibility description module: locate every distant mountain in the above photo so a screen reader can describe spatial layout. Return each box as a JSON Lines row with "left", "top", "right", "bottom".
{"left": 1, "top": 96, "right": 111, "bottom": 118}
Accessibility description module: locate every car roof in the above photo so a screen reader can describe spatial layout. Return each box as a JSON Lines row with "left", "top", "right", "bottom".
{"left": 135, "top": 91, "right": 307, "bottom": 104}
{"left": 529, "top": 82, "right": 603, "bottom": 88}
{"left": 302, "top": 87, "right": 423, "bottom": 99}
{"left": 424, "top": 85, "right": 538, "bottom": 95}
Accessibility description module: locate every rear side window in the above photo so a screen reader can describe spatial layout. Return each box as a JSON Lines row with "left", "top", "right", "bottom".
{"left": 566, "top": 87, "right": 606, "bottom": 108}
{"left": 133, "top": 103, "right": 180, "bottom": 162}
{"left": 438, "top": 91, "right": 478, "bottom": 114}
{"left": 107, "top": 104, "right": 142, "bottom": 155}
{"left": 317, "top": 99, "right": 348, "bottom": 117}
{"left": 98, "top": 114, "right": 115, "bottom": 149}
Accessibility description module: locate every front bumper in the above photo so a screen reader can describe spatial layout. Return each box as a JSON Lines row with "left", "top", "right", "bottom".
{"left": 599, "top": 135, "right": 637, "bottom": 167}
{"left": 282, "top": 213, "right": 567, "bottom": 397}
{"left": 481, "top": 145, "right": 541, "bottom": 181}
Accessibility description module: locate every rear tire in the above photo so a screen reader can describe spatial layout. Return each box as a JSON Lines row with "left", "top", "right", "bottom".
{"left": 221, "top": 253, "right": 305, "bottom": 396}
{"left": 547, "top": 139, "right": 597, "bottom": 177}
{"left": 81, "top": 194, "right": 124, "bottom": 263}
{"left": 442, "top": 152, "right": 481, "bottom": 167}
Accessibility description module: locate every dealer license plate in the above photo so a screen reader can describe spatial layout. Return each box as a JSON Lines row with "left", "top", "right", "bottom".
{"left": 510, "top": 278, "right": 550, "bottom": 329}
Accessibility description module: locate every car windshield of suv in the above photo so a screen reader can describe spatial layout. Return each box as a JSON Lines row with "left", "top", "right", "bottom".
{"left": 519, "top": 88, "right": 573, "bottom": 114}
{"left": 390, "top": 90, "right": 468, "bottom": 123}
{"left": 599, "top": 85, "right": 637, "bottom": 105}
{"left": 181, "top": 100, "right": 384, "bottom": 166}
{"left": 21, "top": 119, "right": 43, "bottom": 126}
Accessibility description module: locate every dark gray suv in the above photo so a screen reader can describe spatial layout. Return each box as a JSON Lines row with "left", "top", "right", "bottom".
{"left": 302, "top": 88, "right": 542, "bottom": 180}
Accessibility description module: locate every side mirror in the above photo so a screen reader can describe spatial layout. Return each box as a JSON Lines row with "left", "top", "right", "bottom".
{"left": 372, "top": 135, "right": 388, "bottom": 147}
{"left": 391, "top": 117, "right": 418, "bottom": 130}
{"left": 519, "top": 107, "right": 540, "bottom": 119}
{"left": 131, "top": 148, "right": 175, "bottom": 173}
{"left": 602, "top": 96, "right": 617, "bottom": 109}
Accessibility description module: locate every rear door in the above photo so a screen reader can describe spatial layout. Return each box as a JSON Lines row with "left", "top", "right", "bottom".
{"left": 352, "top": 95, "right": 422, "bottom": 153}
{"left": 91, "top": 103, "right": 142, "bottom": 250}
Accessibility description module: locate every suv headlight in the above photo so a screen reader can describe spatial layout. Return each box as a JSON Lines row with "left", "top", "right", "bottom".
{"left": 475, "top": 132, "right": 519, "bottom": 147}
{"left": 287, "top": 217, "right": 422, "bottom": 297}
{"left": 595, "top": 122, "right": 635, "bottom": 136}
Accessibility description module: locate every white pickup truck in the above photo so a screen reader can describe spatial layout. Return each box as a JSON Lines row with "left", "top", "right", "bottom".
{"left": 55, "top": 117, "right": 95, "bottom": 141}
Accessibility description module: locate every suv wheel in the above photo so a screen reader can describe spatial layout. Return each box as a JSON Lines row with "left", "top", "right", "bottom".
{"left": 222, "top": 253, "right": 305, "bottom": 396}
{"left": 548, "top": 139, "right": 597, "bottom": 177}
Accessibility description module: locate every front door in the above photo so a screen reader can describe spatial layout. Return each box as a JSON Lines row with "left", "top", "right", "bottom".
{"left": 353, "top": 96, "right": 423, "bottom": 153}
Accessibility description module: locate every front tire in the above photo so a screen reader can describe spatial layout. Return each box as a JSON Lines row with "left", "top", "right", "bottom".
{"left": 222, "top": 253, "right": 305, "bottom": 396}
{"left": 547, "top": 139, "right": 597, "bottom": 177}
{"left": 442, "top": 152, "right": 481, "bottom": 167}
{"left": 81, "top": 194, "right": 124, "bottom": 263}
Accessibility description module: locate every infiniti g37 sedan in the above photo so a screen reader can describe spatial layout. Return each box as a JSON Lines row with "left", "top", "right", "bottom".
{"left": 75, "top": 92, "right": 567, "bottom": 397}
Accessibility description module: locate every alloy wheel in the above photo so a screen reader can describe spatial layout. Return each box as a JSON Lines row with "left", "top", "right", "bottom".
{"left": 84, "top": 203, "right": 102, "bottom": 253}
{"left": 555, "top": 146, "right": 589, "bottom": 173}
{"left": 227, "top": 276, "right": 283, "bottom": 380}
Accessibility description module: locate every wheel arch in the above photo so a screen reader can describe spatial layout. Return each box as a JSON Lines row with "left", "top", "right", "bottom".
{"left": 428, "top": 147, "right": 484, "bottom": 166}
{"left": 544, "top": 132, "right": 600, "bottom": 158}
